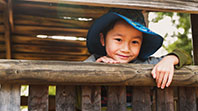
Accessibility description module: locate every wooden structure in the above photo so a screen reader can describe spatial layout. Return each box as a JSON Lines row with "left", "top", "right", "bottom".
{"left": 0, "top": 0, "right": 198, "bottom": 111}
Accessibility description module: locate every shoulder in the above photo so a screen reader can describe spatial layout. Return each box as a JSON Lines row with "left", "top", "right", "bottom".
{"left": 84, "top": 55, "right": 96, "bottom": 62}
{"left": 133, "top": 56, "right": 163, "bottom": 64}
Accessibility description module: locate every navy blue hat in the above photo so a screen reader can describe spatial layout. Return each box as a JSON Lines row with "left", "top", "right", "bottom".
{"left": 86, "top": 8, "right": 163, "bottom": 60}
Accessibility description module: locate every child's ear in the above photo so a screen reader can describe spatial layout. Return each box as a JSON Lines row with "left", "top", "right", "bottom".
{"left": 100, "top": 33, "right": 105, "bottom": 46}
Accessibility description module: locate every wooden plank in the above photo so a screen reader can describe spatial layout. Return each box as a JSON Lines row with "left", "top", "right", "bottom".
{"left": 156, "top": 87, "right": 174, "bottom": 111}
{"left": 14, "top": 1, "right": 109, "bottom": 18}
{"left": 0, "top": 61, "right": 197, "bottom": 85}
{"left": 107, "top": 86, "right": 126, "bottom": 111}
{"left": 13, "top": 53, "right": 89, "bottom": 61}
{"left": 3, "top": 4, "right": 12, "bottom": 59}
{"left": 178, "top": 87, "right": 197, "bottom": 111}
{"left": 82, "top": 86, "right": 101, "bottom": 111}
{"left": 0, "top": 13, "right": 3, "bottom": 24}
{"left": 14, "top": 14, "right": 92, "bottom": 29}
{"left": 0, "top": 34, "right": 5, "bottom": 42}
{"left": 14, "top": 25, "right": 88, "bottom": 37}
{"left": 132, "top": 87, "right": 151, "bottom": 111}
{"left": 8, "top": 0, "right": 14, "bottom": 31}
{"left": 21, "top": 0, "right": 198, "bottom": 13}
{"left": 28, "top": 85, "right": 49, "bottom": 111}
{"left": 0, "top": 44, "right": 5, "bottom": 51}
{"left": 0, "top": 84, "right": 20, "bottom": 111}
{"left": 12, "top": 35, "right": 86, "bottom": 47}
{"left": 191, "top": 14, "right": 198, "bottom": 65}
{"left": 0, "top": 25, "right": 4, "bottom": 33}
{"left": 0, "top": 52, "right": 6, "bottom": 58}
{"left": 56, "top": 85, "right": 76, "bottom": 111}
{"left": 12, "top": 44, "right": 88, "bottom": 55}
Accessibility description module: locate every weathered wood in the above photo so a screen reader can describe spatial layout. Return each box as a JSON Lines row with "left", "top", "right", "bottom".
{"left": 12, "top": 35, "right": 86, "bottom": 47}
{"left": 0, "top": 34, "right": 5, "bottom": 42}
{"left": 132, "top": 87, "right": 152, "bottom": 111}
{"left": 3, "top": 4, "right": 12, "bottom": 59}
{"left": 28, "top": 85, "right": 48, "bottom": 111}
{"left": 107, "top": 86, "right": 126, "bottom": 111}
{"left": 12, "top": 53, "right": 88, "bottom": 61}
{"left": 0, "top": 13, "right": 3, "bottom": 23}
{"left": 56, "top": 85, "right": 76, "bottom": 111}
{"left": 14, "top": 1, "right": 109, "bottom": 18}
{"left": 0, "top": 44, "right": 6, "bottom": 51}
{"left": 178, "top": 87, "right": 197, "bottom": 111}
{"left": 0, "top": 60, "right": 197, "bottom": 85}
{"left": 22, "top": 0, "right": 198, "bottom": 13}
{"left": 82, "top": 86, "right": 101, "bottom": 111}
{"left": 0, "top": 25, "right": 4, "bottom": 33}
{"left": 12, "top": 44, "right": 88, "bottom": 55}
{"left": 191, "top": 14, "right": 198, "bottom": 65}
{"left": 0, "top": 84, "right": 20, "bottom": 111}
{"left": 8, "top": 0, "right": 14, "bottom": 31}
{"left": 14, "top": 14, "right": 93, "bottom": 29}
{"left": 156, "top": 87, "right": 174, "bottom": 111}
{"left": 14, "top": 25, "right": 88, "bottom": 37}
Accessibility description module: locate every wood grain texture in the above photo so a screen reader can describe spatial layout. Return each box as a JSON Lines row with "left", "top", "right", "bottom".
{"left": 0, "top": 60, "right": 197, "bottom": 85}
{"left": 14, "top": 1, "right": 109, "bottom": 18}
{"left": 191, "top": 14, "right": 198, "bottom": 65}
{"left": 132, "top": 87, "right": 152, "bottom": 111}
{"left": 21, "top": 0, "right": 198, "bottom": 13}
{"left": 14, "top": 25, "right": 88, "bottom": 37}
{"left": 82, "top": 86, "right": 101, "bottom": 111}
{"left": 178, "top": 87, "right": 197, "bottom": 111}
{"left": 156, "top": 87, "right": 174, "bottom": 111}
{"left": 0, "top": 84, "right": 20, "bottom": 111}
{"left": 107, "top": 86, "right": 126, "bottom": 111}
{"left": 56, "top": 85, "right": 76, "bottom": 111}
{"left": 28, "top": 85, "right": 49, "bottom": 111}
{"left": 0, "top": 25, "right": 4, "bottom": 33}
{"left": 14, "top": 14, "right": 92, "bottom": 29}
{"left": 12, "top": 53, "right": 88, "bottom": 61}
{"left": 12, "top": 35, "right": 86, "bottom": 47}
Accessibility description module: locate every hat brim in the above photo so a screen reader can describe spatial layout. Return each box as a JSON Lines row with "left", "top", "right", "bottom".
{"left": 86, "top": 12, "right": 163, "bottom": 60}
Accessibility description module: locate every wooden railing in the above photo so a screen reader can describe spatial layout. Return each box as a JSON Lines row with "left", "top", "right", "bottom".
{"left": 0, "top": 59, "right": 198, "bottom": 111}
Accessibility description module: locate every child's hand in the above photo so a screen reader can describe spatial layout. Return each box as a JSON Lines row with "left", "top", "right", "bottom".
{"left": 96, "top": 56, "right": 120, "bottom": 64}
{"left": 151, "top": 55, "right": 179, "bottom": 89}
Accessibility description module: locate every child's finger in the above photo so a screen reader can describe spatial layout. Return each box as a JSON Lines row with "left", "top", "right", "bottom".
{"left": 161, "top": 72, "right": 169, "bottom": 89}
{"left": 166, "top": 69, "right": 174, "bottom": 87}
{"left": 157, "top": 71, "right": 165, "bottom": 88}
{"left": 151, "top": 66, "right": 156, "bottom": 79}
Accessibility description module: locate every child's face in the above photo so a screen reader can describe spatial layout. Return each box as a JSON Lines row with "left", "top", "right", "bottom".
{"left": 100, "top": 20, "right": 143, "bottom": 63}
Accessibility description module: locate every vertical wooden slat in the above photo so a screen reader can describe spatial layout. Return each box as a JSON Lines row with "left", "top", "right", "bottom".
{"left": 107, "top": 86, "right": 126, "bottom": 111}
{"left": 178, "top": 87, "right": 196, "bottom": 111}
{"left": 156, "top": 87, "right": 174, "bottom": 111}
{"left": 3, "top": 0, "right": 12, "bottom": 59}
{"left": 28, "top": 85, "right": 48, "bottom": 111}
{"left": 191, "top": 14, "right": 198, "bottom": 64}
{"left": 132, "top": 87, "right": 152, "bottom": 111}
{"left": 56, "top": 85, "right": 76, "bottom": 111}
{"left": 82, "top": 86, "right": 101, "bottom": 111}
{"left": 0, "top": 84, "right": 20, "bottom": 111}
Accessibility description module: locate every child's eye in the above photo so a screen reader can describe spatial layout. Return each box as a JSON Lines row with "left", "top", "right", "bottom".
{"left": 115, "top": 38, "right": 122, "bottom": 42}
{"left": 132, "top": 41, "right": 139, "bottom": 44}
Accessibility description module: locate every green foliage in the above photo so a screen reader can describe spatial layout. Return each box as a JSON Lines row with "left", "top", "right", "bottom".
{"left": 151, "top": 12, "right": 192, "bottom": 56}
{"left": 49, "top": 86, "right": 56, "bottom": 95}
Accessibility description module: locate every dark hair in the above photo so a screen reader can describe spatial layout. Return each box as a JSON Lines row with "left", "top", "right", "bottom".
{"left": 101, "top": 18, "right": 122, "bottom": 39}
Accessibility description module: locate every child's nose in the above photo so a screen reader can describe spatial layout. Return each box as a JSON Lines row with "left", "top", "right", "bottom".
{"left": 121, "top": 43, "right": 130, "bottom": 52}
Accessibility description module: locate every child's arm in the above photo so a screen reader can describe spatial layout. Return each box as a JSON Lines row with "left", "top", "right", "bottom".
{"left": 151, "top": 55, "right": 179, "bottom": 89}
{"left": 96, "top": 56, "right": 120, "bottom": 63}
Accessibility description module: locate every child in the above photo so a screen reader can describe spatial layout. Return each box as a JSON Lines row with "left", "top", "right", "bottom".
{"left": 85, "top": 8, "right": 191, "bottom": 89}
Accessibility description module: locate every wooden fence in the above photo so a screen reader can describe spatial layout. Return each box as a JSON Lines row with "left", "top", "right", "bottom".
{"left": 0, "top": 59, "right": 197, "bottom": 111}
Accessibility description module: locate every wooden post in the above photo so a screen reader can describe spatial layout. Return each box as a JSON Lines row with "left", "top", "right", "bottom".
{"left": 3, "top": 0, "right": 12, "bottom": 59}
{"left": 28, "top": 85, "right": 49, "bottom": 111}
{"left": 156, "top": 87, "right": 174, "bottom": 111}
{"left": 107, "top": 86, "right": 126, "bottom": 111}
{"left": 56, "top": 85, "right": 76, "bottom": 111}
{"left": 191, "top": 14, "right": 198, "bottom": 65}
{"left": 132, "top": 87, "right": 152, "bottom": 111}
{"left": 82, "top": 86, "right": 101, "bottom": 111}
{"left": 0, "top": 84, "right": 20, "bottom": 111}
{"left": 178, "top": 87, "right": 196, "bottom": 111}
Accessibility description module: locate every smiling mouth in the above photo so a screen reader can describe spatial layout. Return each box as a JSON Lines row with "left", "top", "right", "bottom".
{"left": 117, "top": 54, "right": 131, "bottom": 59}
